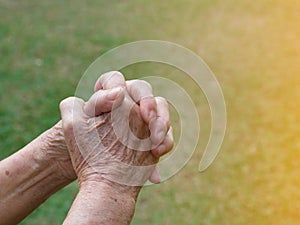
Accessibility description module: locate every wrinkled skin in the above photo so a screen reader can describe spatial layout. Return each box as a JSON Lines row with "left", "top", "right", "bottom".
{"left": 61, "top": 72, "right": 174, "bottom": 225}
{"left": 43, "top": 121, "right": 76, "bottom": 181}
{"left": 49, "top": 71, "right": 173, "bottom": 185}
{"left": 60, "top": 89, "right": 160, "bottom": 197}
{"left": 0, "top": 71, "right": 174, "bottom": 225}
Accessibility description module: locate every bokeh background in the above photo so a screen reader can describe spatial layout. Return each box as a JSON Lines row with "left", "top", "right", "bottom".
{"left": 0, "top": 0, "right": 299, "bottom": 224}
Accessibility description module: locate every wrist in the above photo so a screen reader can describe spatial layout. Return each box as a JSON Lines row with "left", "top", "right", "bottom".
{"left": 0, "top": 130, "right": 73, "bottom": 224}
{"left": 80, "top": 180, "right": 138, "bottom": 223}
{"left": 63, "top": 180, "right": 138, "bottom": 225}
{"left": 79, "top": 177, "right": 141, "bottom": 202}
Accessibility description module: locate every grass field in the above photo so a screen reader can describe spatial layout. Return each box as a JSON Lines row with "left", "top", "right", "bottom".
{"left": 0, "top": 0, "right": 299, "bottom": 224}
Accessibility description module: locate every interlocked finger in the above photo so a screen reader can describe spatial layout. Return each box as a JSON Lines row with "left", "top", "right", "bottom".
{"left": 126, "top": 80, "right": 157, "bottom": 123}
{"left": 94, "top": 71, "right": 126, "bottom": 91}
{"left": 152, "top": 127, "right": 174, "bottom": 157}
{"left": 149, "top": 97, "right": 170, "bottom": 147}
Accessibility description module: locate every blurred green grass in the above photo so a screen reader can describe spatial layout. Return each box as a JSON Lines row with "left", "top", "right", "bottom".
{"left": 0, "top": 0, "right": 299, "bottom": 224}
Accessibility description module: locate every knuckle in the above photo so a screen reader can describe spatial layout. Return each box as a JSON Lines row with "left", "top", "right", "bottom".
{"left": 110, "top": 71, "right": 124, "bottom": 80}
{"left": 59, "top": 97, "right": 75, "bottom": 110}
{"left": 139, "top": 80, "right": 152, "bottom": 90}
{"left": 60, "top": 97, "right": 84, "bottom": 124}
{"left": 140, "top": 95, "right": 155, "bottom": 104}
{"left": 101, "top": 71, "right": 125, "bottom": 88}
{"left": 156, "top": 97, "right": 169, "bottom": 109}
{"left": 131, "top": 80, "right": 153, "bottom": 92}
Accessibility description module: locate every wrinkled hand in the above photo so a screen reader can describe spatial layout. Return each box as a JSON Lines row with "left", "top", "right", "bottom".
{"left": 60, "top": 72, "right": 173, "bottom": 194}
{"left": 42, "top": 121, "right": 76, "bottom": 181}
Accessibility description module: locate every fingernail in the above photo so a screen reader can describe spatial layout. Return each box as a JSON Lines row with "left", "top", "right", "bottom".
{"left": 157, "top": 130, "right": 165, "bottom": 142}
{"left": 148, "top": 110, "right": 156, "bottom": 120}
{"left": 155, "top": 145, "right": 165, "bottom": 157}
{"left": 108, "top": 87, "right": 122, "bottom": 100}
{"left": 152, "top": 130, "right": 165, "bottom": 147}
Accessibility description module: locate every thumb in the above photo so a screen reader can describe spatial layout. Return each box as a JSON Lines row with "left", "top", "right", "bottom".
{"left": 84, "top": 87, "right": 125, "bottom": 117}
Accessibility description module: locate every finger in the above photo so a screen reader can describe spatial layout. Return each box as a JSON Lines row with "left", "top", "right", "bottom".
{"left": 150, "top": 97, "right": 170, "bottom": 146}
{"left": 84, "top": 87, "right": 125, "bottom": 117}
{"left": 126, "top": 80, "right": 157, "bottom": 123}
{"left": 152, "top": 127, "right": 174, "bottom": 157}
{"left": 59, "top": 97, "right": 85, "bottom": 136}
{"left": 149, "top": 165, "right": 160, "bottom": 184}
{"left": 94, "top": 71, "right": 126, "bottom": 91}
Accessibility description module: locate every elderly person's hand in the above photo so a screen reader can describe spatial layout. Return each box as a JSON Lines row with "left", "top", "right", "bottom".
{"left": 47, "top": 72, "right": 173, "bottom": 183}
{"left": 0, "top": 71, "right": 172, "bottom": 225}
{"left": 60, "top": 72, "right": 173, "bottom": 225}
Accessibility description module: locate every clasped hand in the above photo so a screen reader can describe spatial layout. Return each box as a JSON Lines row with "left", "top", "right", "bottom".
{"left": 60, "top": 71, "right": 174, "bottom": 191}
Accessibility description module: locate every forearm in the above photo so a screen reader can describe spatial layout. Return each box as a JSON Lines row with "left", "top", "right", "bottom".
{"left": 0, "top": 124, "right": 74, "bottom": 225}
{"left": 63, "top": 181, "right": 138, "bottom": 225}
